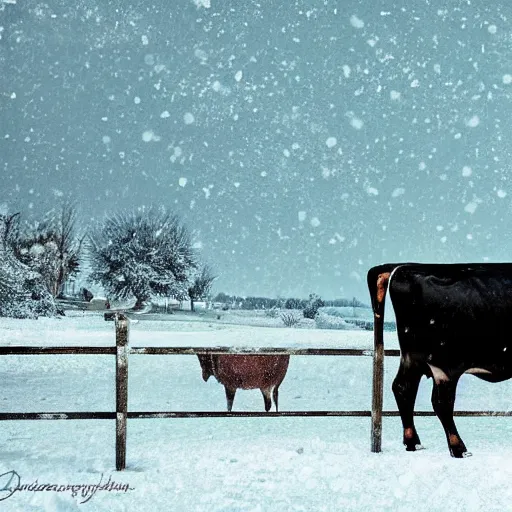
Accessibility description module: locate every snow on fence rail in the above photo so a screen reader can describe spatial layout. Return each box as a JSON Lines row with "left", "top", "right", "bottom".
{"left": 2, "top": 313, "right": 512, "bottom": 470}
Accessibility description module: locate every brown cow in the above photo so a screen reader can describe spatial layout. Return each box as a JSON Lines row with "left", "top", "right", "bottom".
{"left": 197, "top": 354, "right": 290, "bottom": 412}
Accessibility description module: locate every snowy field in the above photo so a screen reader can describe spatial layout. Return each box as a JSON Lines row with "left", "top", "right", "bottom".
{"left": 1, "top": 311, "right": 512, "bottom": 511}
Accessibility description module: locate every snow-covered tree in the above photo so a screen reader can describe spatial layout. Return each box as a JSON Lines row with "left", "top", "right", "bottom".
{"left": 12, "top": 203, "right": 80, "bottom": 298}
{"left": 303, "top": 293, "right": 325, "bottom": 319}
{"left": 188, "top": 264, "right": 216, "bottom": 312}
{"left": 0, "top": 213, "right": 57, "bottom": 318}
{"left": 90, "top": 207, "right": 196, "bottom": 309}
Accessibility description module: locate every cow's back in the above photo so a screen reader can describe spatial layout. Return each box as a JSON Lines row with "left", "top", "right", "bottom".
{"left": 389, "top": 264, "right": 512, "bottom": 363}
{"left": 214, "top": 355, "right": 290, "bottom": 390}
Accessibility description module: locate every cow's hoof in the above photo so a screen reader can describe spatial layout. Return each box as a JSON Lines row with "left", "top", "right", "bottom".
{"left": 405, "top": 444, "right": 424, "bottom": 452}
{"left": 450, "top": 450, "right": 471, "bottom": 458}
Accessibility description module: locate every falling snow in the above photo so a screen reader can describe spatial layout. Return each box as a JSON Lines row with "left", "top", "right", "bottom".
{"left": 326, "top": 137, "right": 337, "bottom": 148}
{"left": 462, "top": 166, "right": 472, "bottom": 177}
{"left": 465, "top": 115, "right": 480, "bottom": 128}
{"left": 349, "top": 14, "right": 364, "bottom": 29}
{"left": 350, "top": 117, "right": 364, "bottom": 130}
{"left": 2, "top": 0, "right": 512, "bottom": 307}
{"left": 464, "top": 202, "right": 478, "bottom": 214}
{"left": 142, "top": 130, "right": 160, "bottom": 142}
{"left": 183, "top": 112, "right": 195, "bottom": 124}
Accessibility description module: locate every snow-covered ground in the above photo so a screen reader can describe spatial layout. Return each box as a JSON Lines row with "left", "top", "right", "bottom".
{"left": 1, "top": 311, "right": 512, "bottom": 511}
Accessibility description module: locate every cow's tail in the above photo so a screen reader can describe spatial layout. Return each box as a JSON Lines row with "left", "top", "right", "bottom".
{"left": 367, "top": 264, "right": 400, "bottom": 326}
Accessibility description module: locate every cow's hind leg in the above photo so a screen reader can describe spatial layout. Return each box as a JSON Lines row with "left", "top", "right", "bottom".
{"left": 272, "top": 385, "right": 280, "bottom": 412}
{"left": 261, "top": 388, "right": 272, "bottom": 412}
{"left": 392, "top": 360, "right": 424, "bottom": 451}
{"left": 430, "top": 369, "right": 469, "bottom": 458}
{"left": 225, "top": 386, "right": 236, "bottom": 412}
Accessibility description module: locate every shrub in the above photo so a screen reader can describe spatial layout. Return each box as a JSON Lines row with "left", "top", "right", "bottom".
{"left": 281, "top": 311, "right": 301, "bottom": 327}
{"left": 285, "top": 297, "right": 305, "bottom": 309}
{"left": 303, "top": 293, "right": 325, "bottom": 319}
{"left": 0, "top": 214, "right": 57, "bottom": 318}
{"left": 315, "top": 312, "right": 353, "bottom": 330}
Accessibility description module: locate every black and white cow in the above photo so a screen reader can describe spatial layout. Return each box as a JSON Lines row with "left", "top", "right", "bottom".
{"left": 368, "top": 263, "right": 512, "bottom": 458}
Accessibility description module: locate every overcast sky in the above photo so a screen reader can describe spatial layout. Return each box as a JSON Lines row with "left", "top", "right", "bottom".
{"left": 2, "top": 0, "right": 512, "bottom": 301}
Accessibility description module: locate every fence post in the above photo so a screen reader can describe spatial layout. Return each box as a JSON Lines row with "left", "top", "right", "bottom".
{"left": 115, "top": 314, "right": 129, "bottom": 471}
{"left": 371, "top": 311, "right": 384, "bottom": 453}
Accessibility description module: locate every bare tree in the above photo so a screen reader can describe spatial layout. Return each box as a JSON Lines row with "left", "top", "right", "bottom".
{"left": 54, "top": 202, "right": 81, "bottom": 297}
{"left": 13, "top": 202, "right": 80, "bottom": 297}
{"left": 351, "top": 296, "right": 359, "bottom": 318}
{"left": 188, "top": 264, "right": 217, "bottom": 312}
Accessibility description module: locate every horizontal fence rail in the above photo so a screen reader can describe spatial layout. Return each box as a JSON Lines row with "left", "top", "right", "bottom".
{"left": 0, "top": 412, "right": 117, "bottom": 420}
{"left": 127, "top": 410, "right": 512, "bottom": 418}
{"left": 0, "top": 346, "right": 401, "bottom": 357}
{"left": 3, "top": 410, "right": 512, "bottom": 421}
{"left": 129, "top": 347, "right": 401, "bottom": 356}
{"left": 0, "top": 347, "right": 116, "bottom": 355}
{"left": 1, "top": 313, "right": 511, "bottom": 470}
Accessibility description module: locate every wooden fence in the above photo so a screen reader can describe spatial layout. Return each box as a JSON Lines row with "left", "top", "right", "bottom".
{"left": 2, "top": 313, "right": 512, "bottom": 470}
